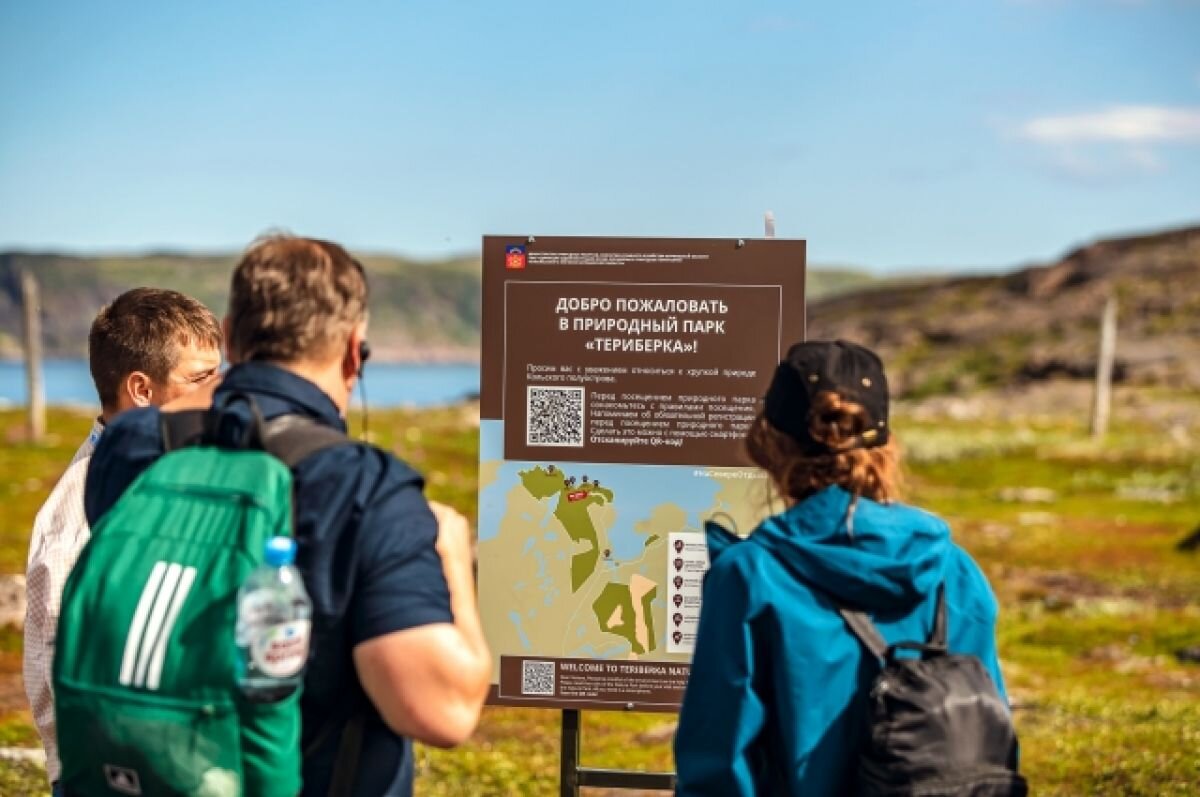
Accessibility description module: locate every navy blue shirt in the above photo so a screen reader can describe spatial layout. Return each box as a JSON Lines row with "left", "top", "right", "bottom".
{"left": 85, "top": 363, "right": 454, "bottom": 796}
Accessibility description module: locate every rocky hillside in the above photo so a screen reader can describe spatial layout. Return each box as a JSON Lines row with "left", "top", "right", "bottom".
{"left": 809, "top": 225, "right": 1200, "bottom": 397}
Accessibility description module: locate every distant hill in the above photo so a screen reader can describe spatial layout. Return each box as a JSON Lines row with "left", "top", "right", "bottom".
{"left": 0, "top": 251, "right": 482, "bottom": 362}
{"left": 809, "top": 224, "right": 1200, "bottom": 396}
{"left": 0, "top": 251, "right": 877, "bottom": 362}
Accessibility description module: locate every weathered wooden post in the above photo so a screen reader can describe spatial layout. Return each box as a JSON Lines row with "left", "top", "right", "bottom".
{"left": 21, "top": 269, "right": 46, "bottom": 443}
{"left": 1090, "top": 292, "right": 1117, "bottom": 439}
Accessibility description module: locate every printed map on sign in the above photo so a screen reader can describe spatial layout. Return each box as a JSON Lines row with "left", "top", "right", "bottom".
{"left": 478, "top": 421, "right": 768, "bottom": 676}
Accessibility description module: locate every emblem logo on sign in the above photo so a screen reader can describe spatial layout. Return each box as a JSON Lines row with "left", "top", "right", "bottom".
{"left": 505, "top": 245, "right": 527, "bottom": 270}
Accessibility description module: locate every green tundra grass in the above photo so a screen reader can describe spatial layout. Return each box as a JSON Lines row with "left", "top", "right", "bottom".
{"left": 0, "top": 394, "right": 1196, "bottom": 795}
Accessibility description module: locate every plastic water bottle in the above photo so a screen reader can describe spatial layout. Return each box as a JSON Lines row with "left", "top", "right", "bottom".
{"left": 235, "top": 536, "right": 312, "bottom": 702}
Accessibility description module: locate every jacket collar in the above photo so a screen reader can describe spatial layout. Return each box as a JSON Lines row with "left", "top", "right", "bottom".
{"left": 216, "top": 362, "right": 346, "bottom": 432}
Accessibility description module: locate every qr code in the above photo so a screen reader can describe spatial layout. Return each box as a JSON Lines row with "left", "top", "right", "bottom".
{"left": 527, "top": 386, "right": 585, "bottom": 447}
{"left": 521, "top": 660, "right": 556, "bottom": 696}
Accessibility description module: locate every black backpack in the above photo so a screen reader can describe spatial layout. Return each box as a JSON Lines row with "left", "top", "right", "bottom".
{"left": 837, "top": 586, "right": 1028, "bottom": 796}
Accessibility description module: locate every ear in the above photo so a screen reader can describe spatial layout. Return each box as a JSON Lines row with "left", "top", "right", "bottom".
{"left": 125, "top": 371, "right": 154, "bottom": 408}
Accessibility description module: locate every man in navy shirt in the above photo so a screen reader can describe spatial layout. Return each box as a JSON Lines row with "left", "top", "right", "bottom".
{"left": 84, "top": 235, "right": 491, "bottom": 795}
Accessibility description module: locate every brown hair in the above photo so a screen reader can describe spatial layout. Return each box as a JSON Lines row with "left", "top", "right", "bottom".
{"left": 227, "top": 235, "right": 368, "bottom": 363}
{"left": 745, "top": 391, "right": 901, "bottom": 503}
{"left": 88, "top": 288, "right": 222, "bottom": 410}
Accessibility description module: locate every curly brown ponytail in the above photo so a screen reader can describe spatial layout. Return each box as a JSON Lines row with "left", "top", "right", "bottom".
{"left": 745, "top": 391, "right": 901, "bottom": 503}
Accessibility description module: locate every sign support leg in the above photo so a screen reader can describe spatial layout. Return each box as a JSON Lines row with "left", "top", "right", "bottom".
{"left": 559, "top": 708, "right": 677, "bottom": 793}
{"left": 561, "top": 709, "right": 582, "bottom": 797}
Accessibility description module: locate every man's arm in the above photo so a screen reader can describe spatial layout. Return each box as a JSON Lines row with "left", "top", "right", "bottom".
{"left": 23, "top": 456, "right": 93, "bottom": 783}
{"left": 353, "top": 501, "right": 490, "bottom": 747}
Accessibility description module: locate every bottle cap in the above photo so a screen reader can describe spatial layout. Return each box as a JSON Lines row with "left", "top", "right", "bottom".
{"left": 264, "top": 536, "right": 297, "bottom": 567}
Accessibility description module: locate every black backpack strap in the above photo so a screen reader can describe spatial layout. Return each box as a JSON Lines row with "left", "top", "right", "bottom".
{"left": 838, "top": 583, "right": 949, "bottom": 662}
{"left": 161, "top": 403, "right": 350, "bottom": 466}
{"left": 160, "top": 409, "right": 208, "bottom": 452}
{"left": 257, "top": 414, "right": 361, "bottom": 796}
{"left": 326, "top": 711, "right": 366, "bottom": 797}
{"left": 837, "top": 607, "right": 890, "bottom": 660}
{"left": 929, "top": 583, "right": 948, "bottom": 648}
{"left": 261, "top": 414, "right": 351, "bottom": 468}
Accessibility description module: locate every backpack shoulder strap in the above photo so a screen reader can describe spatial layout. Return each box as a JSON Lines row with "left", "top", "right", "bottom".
{"left": 161, "top": 400, "right": 351, "bottom": 468}
{"left": 838, "top": 582, "right": 949, "bottom": 661}
{"left": 160, "top": 409, "right": 208, "bottom": 452}
{"left": 928, "top": 583, "right": 948, "bottom": 648}
{"left": 837, "top": 607, "right": 890, "bottom": 660}
{"left": 327, "top": 711, "right": 365, "bottom": 797}
{"left": 261, "top": 414, "right": 352, "bottom": 468}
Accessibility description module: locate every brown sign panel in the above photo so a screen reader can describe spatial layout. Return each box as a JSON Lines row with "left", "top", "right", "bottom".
{"left": 483, "top": 236, "right": 806, "bottom": 468}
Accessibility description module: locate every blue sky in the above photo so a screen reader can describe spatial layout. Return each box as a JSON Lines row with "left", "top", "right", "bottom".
{"left": 1, "top": 1, "right": 1198, "bottom": 272}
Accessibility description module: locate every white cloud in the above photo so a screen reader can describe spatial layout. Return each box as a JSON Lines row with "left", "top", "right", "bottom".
{"left": 1019, "top": 106, "right": 1200, "bottom": 143}
{"left": 1039, "top": 144, "right": 1165, "bottom": 182}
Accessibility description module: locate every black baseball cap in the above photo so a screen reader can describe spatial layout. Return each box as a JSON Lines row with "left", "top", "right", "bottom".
{"left": 762, "top": 340, "right": 890, "bottom": 453}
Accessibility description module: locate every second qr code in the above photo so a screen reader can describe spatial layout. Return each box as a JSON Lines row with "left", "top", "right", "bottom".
{"left": 521, "top": 660, "right": 556, "bottom": 696}
{"left": 527, "top": 386, "right": 585, "bottom": 447}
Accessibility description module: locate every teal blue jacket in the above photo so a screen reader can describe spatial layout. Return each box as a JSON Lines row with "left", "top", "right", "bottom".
{"left": 674, "top": 486, "right": 1007, "bottom": 796}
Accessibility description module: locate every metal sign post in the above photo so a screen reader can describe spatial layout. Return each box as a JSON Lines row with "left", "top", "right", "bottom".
{"left": 560, "top": 709, "right": 676, "bottom": 796}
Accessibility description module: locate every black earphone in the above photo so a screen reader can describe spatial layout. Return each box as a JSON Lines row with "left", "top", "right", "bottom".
{"left": 357, "top": 340, "right": 371, "bottom": 439}
{"left": 358, "top": 340, "right": 372, "bottom": 377}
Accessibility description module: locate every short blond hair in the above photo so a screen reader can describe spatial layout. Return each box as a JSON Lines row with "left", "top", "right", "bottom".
{"left": 227, "top": 235, "right": 367, "bottom": 363}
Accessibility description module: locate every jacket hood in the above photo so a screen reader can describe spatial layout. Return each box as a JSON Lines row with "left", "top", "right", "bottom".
{"left": 712, "top": 486, "right": 949, "bottom": 612}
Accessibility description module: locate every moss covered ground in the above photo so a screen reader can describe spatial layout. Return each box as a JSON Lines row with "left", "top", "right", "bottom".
{"left": 0, "top": 394, "right": 1196, "bottom": 794}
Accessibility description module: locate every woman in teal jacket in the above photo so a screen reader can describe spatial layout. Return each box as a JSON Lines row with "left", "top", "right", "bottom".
{"left": 674, "top": 341, "right": 1009, "bottom": 796}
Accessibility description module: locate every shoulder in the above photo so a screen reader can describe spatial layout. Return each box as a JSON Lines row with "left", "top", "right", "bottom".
{"left": 705, "top": 530, "right": 777, "bottom": 602}
{"left": 95, "top": 408, "right": 164, "bottom": 458}
{"left": 293, "top": 439, "right": 424, "bottom": 503}
{"left": 105, "top": 406, "right": 163, "bottom": 436}
{"left": 293, "top": 440, "right": 433, "bottom": 552}
{"left": 944, "top": 544, "right": 999, "bottom": 623}
{"left": 861, "top": 498, "right": 952, "bottom": 536}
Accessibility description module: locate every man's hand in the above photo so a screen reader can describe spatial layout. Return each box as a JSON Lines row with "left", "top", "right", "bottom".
{"left": 428, "top": 499, "right": 475, "bottom": 569}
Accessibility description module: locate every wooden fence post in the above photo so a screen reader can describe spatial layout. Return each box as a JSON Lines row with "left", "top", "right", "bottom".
{"left": 1090, "top": 292, "right": 1117, "bottom": 439}
{"left": 21, "top": 269, "right": 46, "bottom": 443}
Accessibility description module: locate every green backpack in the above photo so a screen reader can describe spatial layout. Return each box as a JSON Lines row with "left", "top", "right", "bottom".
{"left": 54, "top": 407, "right": 347, "bottom": 797}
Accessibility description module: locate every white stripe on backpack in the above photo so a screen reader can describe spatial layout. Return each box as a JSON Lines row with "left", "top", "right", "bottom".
{"left": 119, "top": 562, "right": 197, "bottom": 689}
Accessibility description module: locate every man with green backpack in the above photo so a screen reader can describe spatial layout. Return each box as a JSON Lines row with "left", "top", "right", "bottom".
{"left": 62, "top": 235, "right": 491, "bottom": 796}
